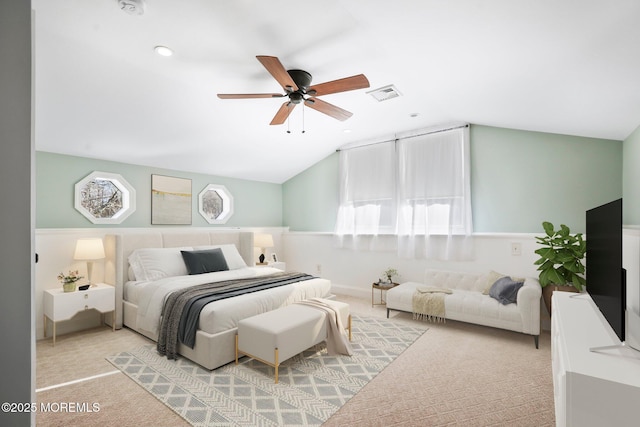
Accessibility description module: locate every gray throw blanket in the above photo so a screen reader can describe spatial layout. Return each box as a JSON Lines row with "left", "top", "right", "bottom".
{"left": 157, "top": 271, "right": 314, "bottom": 359}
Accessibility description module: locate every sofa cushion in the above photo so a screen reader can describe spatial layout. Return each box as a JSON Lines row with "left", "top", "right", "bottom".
{"left": 444, "top": 289, "right": 522, "bottom": 325}
{"left": 489, "top": 277, "right": 524, "bottom": 305}
{"left": 425, "top": 270, "right": 486, "bottom": 292}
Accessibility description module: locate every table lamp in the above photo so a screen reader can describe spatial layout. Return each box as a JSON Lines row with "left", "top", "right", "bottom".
{"left": 74, "top": 238, "right": 105, "bottom": 285}
{"left": 254, "top": 233, "right": 274, "bottom": 265}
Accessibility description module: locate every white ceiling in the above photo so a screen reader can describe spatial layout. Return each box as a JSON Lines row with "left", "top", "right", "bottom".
{"left": 33, "top": 0, "right": 640, "bottom": 183}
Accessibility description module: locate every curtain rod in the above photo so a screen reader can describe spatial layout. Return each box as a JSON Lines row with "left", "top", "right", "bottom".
{"left": 336, "top": 123, "right": 469, "bottom": 152}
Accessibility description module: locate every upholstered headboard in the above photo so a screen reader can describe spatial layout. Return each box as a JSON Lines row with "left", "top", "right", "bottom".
{"left": 104, "top": 231, "right": 254, "bottom": 328}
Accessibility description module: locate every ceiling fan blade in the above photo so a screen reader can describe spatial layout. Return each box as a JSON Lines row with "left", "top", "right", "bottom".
{"left": 217, "top": 93, "right": 284, "bottom": 99}
{"left": 307, "top": 74, "right": 370, "bottom": 96}
{"left": 270, "top": 101, "right": 296, "bottom": 125}
{"left": 256, "top": 55, "right": 299, "bottom": 92}
{"left": 304, "top": 98, "right": 353, "bottom": 121}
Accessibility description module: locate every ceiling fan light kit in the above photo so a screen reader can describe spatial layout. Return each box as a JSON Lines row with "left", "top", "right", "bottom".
{"left": 218, "top": 55, "right": 370, "bottom": 126}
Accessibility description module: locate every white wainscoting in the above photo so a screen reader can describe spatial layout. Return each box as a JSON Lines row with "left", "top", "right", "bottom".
{"left": 282, "top": 229, "right": 640, "bottom": 332}
{"left": 282, "top": 232, "right": 541, "bottom": 296}
{"left": 35, "top": 227, "right": 287, "bottom": 340}
{"left": 35, "top": 227, "right": 640, "bottom": 340}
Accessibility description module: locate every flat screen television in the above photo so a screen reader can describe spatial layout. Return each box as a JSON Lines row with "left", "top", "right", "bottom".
{"left": 586, "top": 198, "right": 625, "bottom": 342}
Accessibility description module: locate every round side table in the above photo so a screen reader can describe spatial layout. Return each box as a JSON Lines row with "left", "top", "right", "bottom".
{"left": 371, "top": 282, "right": 399, "bottom": 306}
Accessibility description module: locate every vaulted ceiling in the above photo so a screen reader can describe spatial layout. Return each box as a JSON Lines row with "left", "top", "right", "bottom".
{"left": 33, "top": 0, "right": 640, "bottom": 183}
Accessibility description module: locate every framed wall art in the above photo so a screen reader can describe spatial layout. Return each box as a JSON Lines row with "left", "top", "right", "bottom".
{"left": 151, "top": 174, "right": 192, "bottom": 225}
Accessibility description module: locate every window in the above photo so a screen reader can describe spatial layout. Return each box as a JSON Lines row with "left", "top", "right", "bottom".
{"left": 74, "top": 171, "right": 136, "bottom": 224}
{"left": 334, "top": 141, "right": 396, "bottom": 235}
{"left": 397, "top": 126, "right": 472, "bottom": 236}
{"left": 198, "top": 184, "right": 234, "bottom": 224}
{"left": 335, "top": 125, "right": 472, "bottom": 259}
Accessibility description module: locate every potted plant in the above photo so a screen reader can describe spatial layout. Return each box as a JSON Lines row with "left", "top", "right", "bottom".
{"left": 58, "top": 270, "right": 83, "bottom": 293}
{"left": 534, "top": 221, "right": 586, "bottom": 313}
{"left": 383, "top": 267, "right": 398, "bottom": 284}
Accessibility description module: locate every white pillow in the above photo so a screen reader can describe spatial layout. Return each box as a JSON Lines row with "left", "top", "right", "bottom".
{"left": 128, "top": 247, "right": 193, "bottom": 281}
{"left": 193, "top": 244, "right": 247, "bottom": 270}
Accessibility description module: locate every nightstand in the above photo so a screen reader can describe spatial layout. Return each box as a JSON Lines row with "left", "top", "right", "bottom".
{"left": 256, "top": 261, "right": 286, "bottom": 271}
{"left": 43, "top": 283, "right": 115, "bottom": 346}
{"left": 267, "top": 261, "right": 286, "bottom": 271}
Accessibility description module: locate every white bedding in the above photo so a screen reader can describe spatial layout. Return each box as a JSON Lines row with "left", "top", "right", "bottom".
{"left": 128, "top": 266, "right": 331, "bottom": 336}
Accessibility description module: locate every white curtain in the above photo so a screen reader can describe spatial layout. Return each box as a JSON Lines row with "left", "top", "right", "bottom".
{"left": 334, "top": 125, "right": 473, "bottom": 260}
{"left": 397, "top": 127, "right": 473, "bottom": 260}
{"left": 334, "top": 141, "right": 396, "bottom": 250}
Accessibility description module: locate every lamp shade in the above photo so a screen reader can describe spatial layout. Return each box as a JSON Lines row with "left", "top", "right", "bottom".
{"left": 254, "top": 233, "right": 274, "bottom": 249}
{"left": 74, "top": 238, "right": 105, "bottom": 260}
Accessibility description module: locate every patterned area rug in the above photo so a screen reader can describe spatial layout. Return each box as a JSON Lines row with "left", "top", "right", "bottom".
{"left": 107, "top": 315, "right": 427, "bottom": 427}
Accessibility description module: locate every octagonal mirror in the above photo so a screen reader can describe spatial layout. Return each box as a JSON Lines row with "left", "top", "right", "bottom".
{"left": 74, "top": 171, "right": 136, "bottom": 224}
{"left": 198, "top": 184, "right": 233, "bottom": 224}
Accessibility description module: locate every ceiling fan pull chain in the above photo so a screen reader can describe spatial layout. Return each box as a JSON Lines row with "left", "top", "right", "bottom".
{"left": 286, "top": 116, "right": 291, "bottom": 134}
{"left": 302, "top": 104, "right": 306, "bottom": 134}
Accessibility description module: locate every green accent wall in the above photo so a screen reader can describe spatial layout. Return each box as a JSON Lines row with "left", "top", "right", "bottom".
{"left": 282, "top": 152, "right": 339, "bottom": 232}
{"left": 623, "top": 124, "right": 640, "bottom": 225}
{"left": 282, "top": 125, "right": 623, "bottom": 233}
{"left": 37, "top": 123, "right": 626, "bottom": 232}
{"left": 36, "top": 152, "right": 282, "bottom": 228}
{"left": 471, "top": 125, "right": 622, "bottom": 233}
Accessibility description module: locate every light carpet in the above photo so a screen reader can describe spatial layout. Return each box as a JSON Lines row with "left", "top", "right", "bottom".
{"left": 106, "top": 315, "right": 427, "bottom": 427}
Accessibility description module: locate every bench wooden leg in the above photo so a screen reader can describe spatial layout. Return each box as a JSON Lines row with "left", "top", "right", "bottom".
{"left": 348, "top": 314, "right": 352, "bottom": 341}
{"left": 274, "top": 348, "right": 279, "bottom": 384}
{"left": 235, "top": 335, "right": 239, "bottom": 364}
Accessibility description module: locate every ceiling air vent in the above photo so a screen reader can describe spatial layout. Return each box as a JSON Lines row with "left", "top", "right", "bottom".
{"left": 367, "top": 84, "right": 402, "bottom": 102}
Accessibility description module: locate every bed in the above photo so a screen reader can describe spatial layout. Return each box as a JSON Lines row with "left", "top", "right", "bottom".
{"left": 104, "top": 231, "right": 331, "bottom": 370}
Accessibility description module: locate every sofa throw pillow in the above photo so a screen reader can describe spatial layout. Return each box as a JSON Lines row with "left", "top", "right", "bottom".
{"left": 181, "top": 248, "right": 229, "bottom": 275}
{"left": 482, "top": 270, "right": 526, "bottom": 295}
{"left": 482, "top": 270, "right": 507, "bottom": 295}
{"left": 489, "top": 276, "right": 524, "bottom": 305}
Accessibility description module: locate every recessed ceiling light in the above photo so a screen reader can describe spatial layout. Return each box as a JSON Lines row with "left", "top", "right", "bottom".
{"left": 154, "top": 46, "right": 173, "bottom": 57}
{"left": 409, "top": 113, "right": 419, "bottom": 118}
{"left": 343, "top": 129, "right": 352, "bottom": 133}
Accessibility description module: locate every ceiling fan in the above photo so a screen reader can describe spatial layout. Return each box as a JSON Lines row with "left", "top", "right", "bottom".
{"left": 217, "top": 55, "right": 370, "bottom": 125}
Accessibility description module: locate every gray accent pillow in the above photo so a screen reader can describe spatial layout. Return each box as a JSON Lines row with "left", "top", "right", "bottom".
{"left": 489, "top": 276, "right": 524, "bottom": 305}
{"left": 181, "top": 248, "right": 229, "bottom": 275}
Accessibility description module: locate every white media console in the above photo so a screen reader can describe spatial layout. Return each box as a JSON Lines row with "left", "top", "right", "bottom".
{"left": 551, "top": 291, "right": 640, "bottom": 427}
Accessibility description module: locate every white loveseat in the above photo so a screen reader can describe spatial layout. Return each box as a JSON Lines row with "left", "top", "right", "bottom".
{"left": 385, "top": 269, "right": 542, "bottom": 348}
